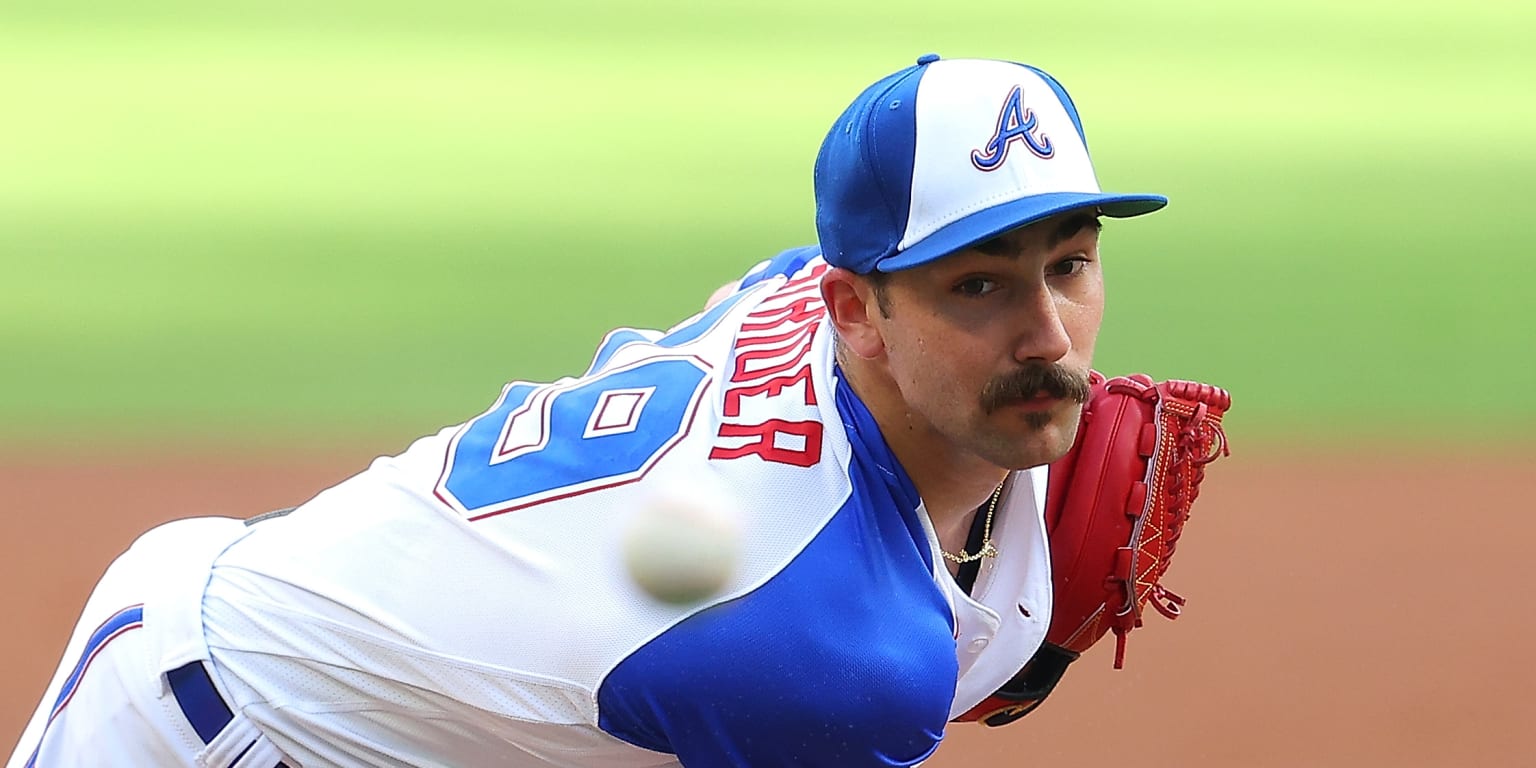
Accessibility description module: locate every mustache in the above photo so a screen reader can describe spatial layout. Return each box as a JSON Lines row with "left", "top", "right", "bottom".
{"left": 981, "top": 364, "right": 1093, "bottom": 413}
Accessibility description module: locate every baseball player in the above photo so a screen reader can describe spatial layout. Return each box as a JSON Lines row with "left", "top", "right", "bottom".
{"left": 10, "top": 55, "right": 1196, "bottom": 767}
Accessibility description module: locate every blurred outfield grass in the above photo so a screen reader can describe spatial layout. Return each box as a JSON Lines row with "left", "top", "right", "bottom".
{"left": 2, "top": 0, "right": 1533, "bottom": 448}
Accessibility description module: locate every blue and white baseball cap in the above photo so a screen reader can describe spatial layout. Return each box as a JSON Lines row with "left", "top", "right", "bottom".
{"left": 814, "top": 54, "right": 1167, "bottom": 274}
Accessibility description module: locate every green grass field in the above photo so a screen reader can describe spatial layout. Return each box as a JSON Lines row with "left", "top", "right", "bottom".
{"left": 3, "top": 0, "right": 1533, "bottom": 447}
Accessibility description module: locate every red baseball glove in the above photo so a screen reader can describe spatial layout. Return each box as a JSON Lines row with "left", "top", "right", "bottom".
{"left": 958, "top": 371, "right": 1232, "bottom": 727}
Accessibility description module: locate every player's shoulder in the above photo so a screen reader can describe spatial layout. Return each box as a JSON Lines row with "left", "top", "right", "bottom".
{"left": 422, "top": 246, "right": 844, "bottom": 523}
{"left": 736, "top": 244, "right": 825, "bottom": 292}
{"left": 585, "top": 245, "right": 830, "bottom": 377}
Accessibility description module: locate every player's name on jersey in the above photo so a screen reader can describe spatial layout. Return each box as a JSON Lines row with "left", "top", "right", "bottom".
{"left": 711, "top": 262, "right": 831, "bottom": 468}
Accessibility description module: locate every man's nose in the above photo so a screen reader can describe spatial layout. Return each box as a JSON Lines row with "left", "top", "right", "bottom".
{"left": 1010, "top": 284, "right": 1072, "bottom": 364}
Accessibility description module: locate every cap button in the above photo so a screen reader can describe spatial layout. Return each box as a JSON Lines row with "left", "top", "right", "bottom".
{"left": 915, "top": 53, "right": 941, "bottom": 65}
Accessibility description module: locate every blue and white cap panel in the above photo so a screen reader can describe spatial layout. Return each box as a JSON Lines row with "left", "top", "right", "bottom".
{"left": 814, "top": 55, "right": 1167, "bottom": 274}
{"left": 904, "top": 61, "right": 1096, "bottom": 249}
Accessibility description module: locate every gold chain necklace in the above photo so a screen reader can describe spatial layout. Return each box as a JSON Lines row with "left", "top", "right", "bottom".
{"left": 941, "top": 480, "right": 1005, "bottom": 564}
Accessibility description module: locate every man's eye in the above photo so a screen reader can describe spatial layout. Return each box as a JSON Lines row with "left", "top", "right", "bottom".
{"left": 954, "top": 278, "right": 997, "bottom": 296}
{"left": 1048, "top": 257, "right": 1090, "bottom": 277}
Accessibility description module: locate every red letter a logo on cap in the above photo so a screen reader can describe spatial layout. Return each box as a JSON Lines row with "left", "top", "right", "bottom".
{"left": 971, "top": 85, "right": 1055, "bottom": 171}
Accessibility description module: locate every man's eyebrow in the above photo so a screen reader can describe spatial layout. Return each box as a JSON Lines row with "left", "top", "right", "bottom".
{"left": 971, "top": 212, "right": 1103, "bottom": 257}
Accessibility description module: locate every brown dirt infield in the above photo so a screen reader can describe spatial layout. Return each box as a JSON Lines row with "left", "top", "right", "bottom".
{"left": 3, "top": 445, "right": 1532, "bottom": 766}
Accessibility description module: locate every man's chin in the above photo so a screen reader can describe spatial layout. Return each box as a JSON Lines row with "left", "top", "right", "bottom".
{"left": 1003, "top": 410, "right": 1083, "bottom": 468}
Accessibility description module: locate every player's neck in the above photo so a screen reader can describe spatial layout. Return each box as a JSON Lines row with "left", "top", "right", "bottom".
{"left": 840, "top": 359, "right": 1008, "bottom": 527}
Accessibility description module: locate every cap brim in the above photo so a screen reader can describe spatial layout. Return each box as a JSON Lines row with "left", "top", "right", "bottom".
{"left": 873, "top": 191, "right": 1167, "bottom": 272}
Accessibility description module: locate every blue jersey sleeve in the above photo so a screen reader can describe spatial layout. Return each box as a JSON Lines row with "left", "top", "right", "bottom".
{"left": 596, "top": 567, "right": 951, "bottom": 768}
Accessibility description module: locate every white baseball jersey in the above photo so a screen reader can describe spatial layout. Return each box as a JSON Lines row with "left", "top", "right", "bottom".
{"left": 13, "top": 250, "right": 1053, "bottom": 768}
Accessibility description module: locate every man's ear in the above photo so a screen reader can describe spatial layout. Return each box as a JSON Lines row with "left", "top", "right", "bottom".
{"left": 821, "top": 268, "right": 885, "bottom": 359}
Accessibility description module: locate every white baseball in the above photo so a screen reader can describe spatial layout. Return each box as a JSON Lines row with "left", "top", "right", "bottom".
{"left": 622, "top": 481, "right": 742, "bottom": 605}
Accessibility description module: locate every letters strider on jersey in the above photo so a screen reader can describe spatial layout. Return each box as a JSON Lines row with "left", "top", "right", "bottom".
{"left": 23, "top": 251, "right": 1054, "bottom": 768}
{"left": 710, "top": 259, "right": 828, "bottom": 468}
